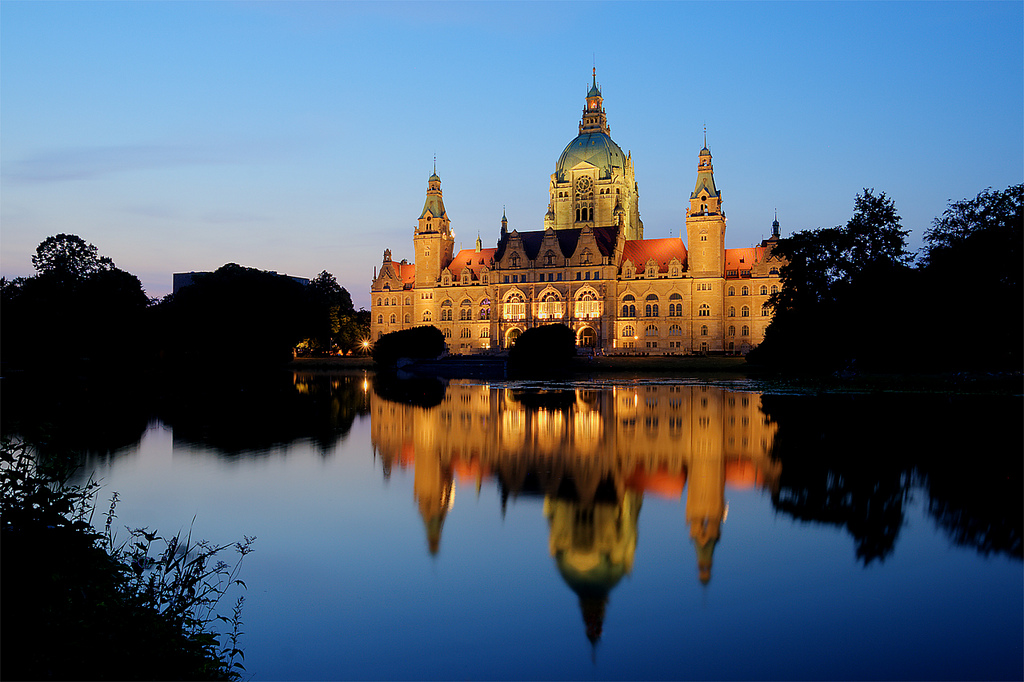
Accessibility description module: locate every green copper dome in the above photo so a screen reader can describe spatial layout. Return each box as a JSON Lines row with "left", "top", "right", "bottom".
{"left": 556, "top": 132, "right": 625, "bottom": 181}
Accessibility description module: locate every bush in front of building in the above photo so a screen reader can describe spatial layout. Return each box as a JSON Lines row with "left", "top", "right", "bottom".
{"left": 508, "top": 324, "right": 577, "bottom": 375}
{"left": 371, "top": 325, "right": 446, "bottom": 368}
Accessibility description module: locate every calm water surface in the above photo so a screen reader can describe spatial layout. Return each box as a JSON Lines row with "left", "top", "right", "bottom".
{"left": 9, "top": 372, "right": 1022, "bottom": 680}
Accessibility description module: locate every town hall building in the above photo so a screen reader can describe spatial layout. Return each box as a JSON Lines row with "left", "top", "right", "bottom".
{"left": 370, "top": 71, "right": 783, "bottom": 354}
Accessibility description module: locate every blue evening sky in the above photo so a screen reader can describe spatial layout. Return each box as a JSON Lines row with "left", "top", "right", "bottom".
{"left": 2, "top": 1, "right": 1021, "bottom": 307}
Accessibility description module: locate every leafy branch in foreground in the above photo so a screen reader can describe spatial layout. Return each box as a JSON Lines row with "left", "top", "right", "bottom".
{"left": 0, "top": 437, "right": 254, "bottom": 681}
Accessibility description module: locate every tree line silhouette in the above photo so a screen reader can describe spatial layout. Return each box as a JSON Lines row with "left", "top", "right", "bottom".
{"left": 1, "top": 235, "right": 369, "bottom": 372}
{"left": 749, "top": 185, "right": 1022, "bottom": 373}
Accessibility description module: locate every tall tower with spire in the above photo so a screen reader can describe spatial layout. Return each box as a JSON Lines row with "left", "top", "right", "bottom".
{"left": 548, "top": 70, "right": 642, "bottom": 239}
{"left": 413, "top": 165, "right": 455, "bottom": 288}
{"left": 580, "top": 68, "right": 609, "bottom": 135}
{"left": 685, "top": 136, "right": 726, "bottom": 277}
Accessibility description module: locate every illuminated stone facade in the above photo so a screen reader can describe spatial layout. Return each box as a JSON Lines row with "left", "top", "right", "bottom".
{"left": 371, "top": 71, "right": 784, "bottom": 354}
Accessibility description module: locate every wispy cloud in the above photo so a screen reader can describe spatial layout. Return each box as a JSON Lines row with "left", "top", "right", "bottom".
{"left": 1, "top": 142, "right": 263, "bottom": 184}
{"left": 199, "top": 210, "right": 267, "bottom": 224}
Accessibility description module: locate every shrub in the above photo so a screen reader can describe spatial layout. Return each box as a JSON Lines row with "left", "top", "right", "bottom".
{"left": 508, "top": 324, "right": 577, "bottom": 375}
{"left": 371, "top": 325, "right": 445, "bottom": 367}
{"left": 0, "top": 438, "right": 252, "bottom": 680}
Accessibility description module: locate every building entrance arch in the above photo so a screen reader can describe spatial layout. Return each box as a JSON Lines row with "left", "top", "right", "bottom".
{"left": 578, "top": 327, "right": 596, "bottom": 347}
{"left": 506, "top": 328, "right": 522, "bottom": 347}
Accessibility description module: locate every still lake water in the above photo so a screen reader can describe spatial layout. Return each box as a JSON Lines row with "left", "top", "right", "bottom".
{"left": 9, "top": 371, "right": 1022, "bottom": 680}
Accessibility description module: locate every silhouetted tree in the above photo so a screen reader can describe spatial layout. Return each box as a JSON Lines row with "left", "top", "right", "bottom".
{"left": 31, "top": 233, "right": 115, "bottom": 281}
{"left": 750, "top": 190, "right": 914, "bottom": 372}
{"left": 300, "top": 271, "right": 355, "bottom": 354}
{"left": 335, "top": 310, "right": 371, "bottom": 356}
{"left": 917, "top": 184, "right": 1023, "bottom": 370}
{"left": 2, "top": 235, "right": 149, "bottom": 369}
{"left": 154, "top": 263, "right": 307, "bottom": 367}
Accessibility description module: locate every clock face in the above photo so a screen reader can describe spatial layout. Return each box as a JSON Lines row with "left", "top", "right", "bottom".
{"left": 575, "top": 176, "right": 592, "bottom": 193}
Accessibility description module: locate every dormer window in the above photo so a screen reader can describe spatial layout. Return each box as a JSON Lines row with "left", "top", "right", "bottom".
{"left": 510, "top": 253, "right": 520, "bottom": 268}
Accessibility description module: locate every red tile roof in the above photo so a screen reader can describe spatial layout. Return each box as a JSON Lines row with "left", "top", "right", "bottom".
{"left": 724, "top": 247, "right": 766, "bottom": 275}
{"left": 394, "top": 260, "right": 416, "bottom": 286}
{"left": 621, "top": 238, "right": 688, "bottom": 273}
{"left": 447, "top": 248, "right": 496, "bottom": 280}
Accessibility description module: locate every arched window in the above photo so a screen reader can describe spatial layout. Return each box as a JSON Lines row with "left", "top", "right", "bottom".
{"left": 669, "top": 324, "right": 682, "bottom": 336}
{"left": 389, "top": 314, "right": 396, "bottom": 324}
{"left": 576, "top": 289, "right": 599, "bottom": 318}
{"left": 728, "top": 306, "right": 736, "bottom": 317}
{"left": 761, "top": 285, "right": 768, "bottom": 295}
{"left": 377, "top": 314, "right": 383, "bottom": 324}
{"left": 741, "top": 306, "right": 750, "bottom": 317}
{"left": 698, "top": 303, "right": 710, "bottom": 317}
{"left": 700, "top": 325, "right": 708, "bottom": 336}
{"left": 544, "top": 250, "right": 556, "bottom": 266}
{"left": 741, "top": 325, "right": 749, "bottom": 336}
{"left": 771, "top": 285, "right": 779, "bottom": 294}
{"left": 769, "top": 267, "right": 779, "bottom": 275}
{"left": 622, "top": 324, "right": 635, "bottom": 338}
{"left": 669, "top": 293, "right": 682, "bottom": 317}
{"left": 376, "top": 297, "right": 382, "bottom": 306}
{"left": 727, "top": 287, "right": 735, "bottom": 296}
{"left": 423, "top": 311, "right": 432, "bottom": 322}
{"left": 741, "top": 286, "right": 749, "bottom": 296}
{"left": 762, "top": 305, "right": 770, "bottom": 316}
{"left": 441, "top": 300, "right": 453, "bottom": 321}
{"left": 405, "top": 297, "right": 411, "bottom": 305}
{"left": 728, "top": 325, "right": 736, "bottom": 336}
{"left": 404, "top": 314, "right": 410, "bottom": 323}
{"left": 540, "top": 291, "right": 562, "bottom": 319}
{"left": 580, "top": 249, "right": 592, "bottom": 265}
{"left": 503, "top": 292, "right": 526, "bottom": 320}
{"left": 392, "top": 298, "right": 397, "bottom": 306}
{"left": 645, "top": 324, "right": 658, "bottom": 337}
{"left": 621, "top": 294, "right": 636, "bottom": 318}
{"left": 460, "top": 328, "right": 471, "bottom": 339}
{"left": 510, "top": 252, "right": 520, "bottom": 268}
{"left": 443, "top": 328, "right": 452, "bottom": 339}
{"left": 480, "top": 328, "right": 489, "bottom": 338}
{"left": 645, "top": 294, "right": 659, "bottom": 318}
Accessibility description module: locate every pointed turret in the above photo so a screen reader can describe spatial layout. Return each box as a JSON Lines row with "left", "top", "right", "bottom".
{"left": 580, "top": 67, "right": 610, "bottom": 135}
{"left": 690, "top": 140, "right": 722, "bottom": 217}
{"left": 771, "top": 210, "right": 781, "bottom": 239}
{"left": 413, "top": 166, "right": 455, "bottom": 287}
{"left": 685, "top": 135, "right": 727, "bottom": 280}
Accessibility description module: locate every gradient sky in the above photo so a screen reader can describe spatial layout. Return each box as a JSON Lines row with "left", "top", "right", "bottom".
{"left": 2, "top": 1, "right": 1021, "bottom": 308}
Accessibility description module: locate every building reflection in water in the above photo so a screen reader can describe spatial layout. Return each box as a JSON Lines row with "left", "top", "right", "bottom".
{"left": 370, "top": 380, "right": 779, "bottom": 642}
